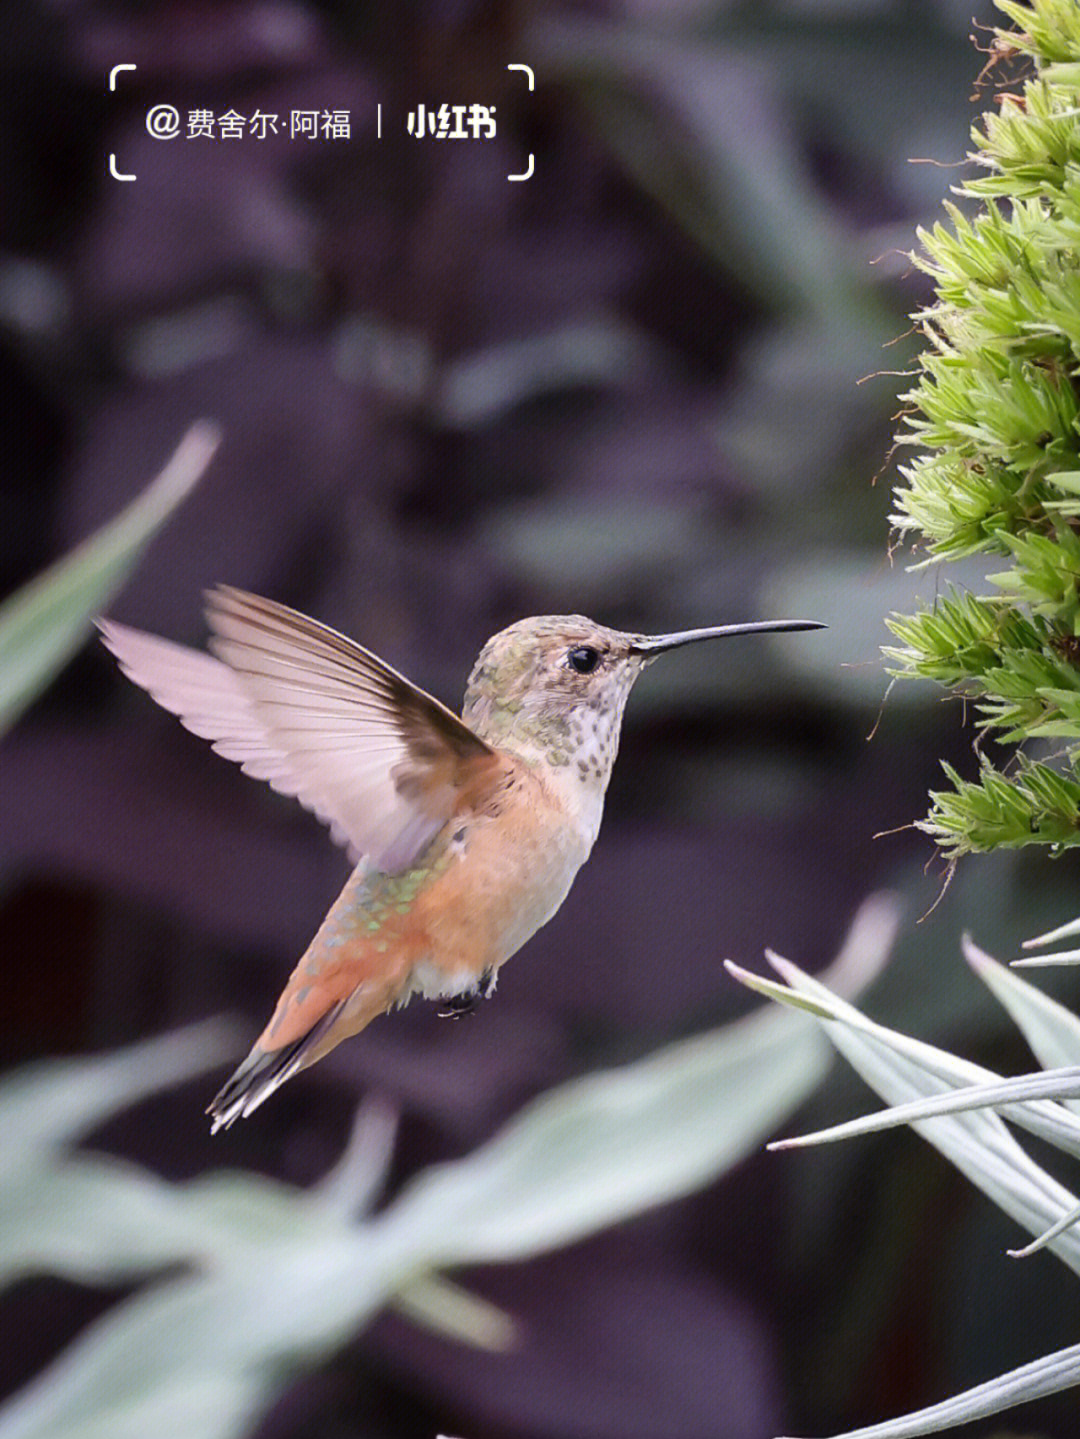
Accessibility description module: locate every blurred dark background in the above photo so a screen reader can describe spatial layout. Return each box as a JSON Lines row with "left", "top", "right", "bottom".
{"left": 4, "top": 2, "right": 1080, "bottom": 1436}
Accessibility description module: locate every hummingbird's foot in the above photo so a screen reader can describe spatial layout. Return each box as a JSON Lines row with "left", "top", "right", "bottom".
{"left": 438, "top": 990, "right": 479, "bottom": 1019}
{"left": 437, "top": 969, "right": 497, "bottom": 1018}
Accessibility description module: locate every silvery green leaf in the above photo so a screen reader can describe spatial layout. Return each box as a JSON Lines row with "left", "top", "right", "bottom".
{"left": 1011, "top": 913, "right": 1080, "bottom": 965}
{"left": 0, "top": 1004, "right": 832, "bottom": 1437}
{"left": 0, "top": 1024, "right": 240, "bottom": 1293}
{"left": 0, "top": 1273, "right": 311, "bottom": 1439}
{"left": 729, "top": 951, "right": 1080, "bottom": 1274}
{"left": 0, "top": 421, "right": 219, "bottom": 736}
{"left": 392, "top": 1275, "right": 516, "bottom": 1351}
{"left": 777, "top": 958, "right": 1080, "bottom": 1270}
{"left": 0, "top": 1157, "right": 206, "bottom": 1287}
{"left": 1012, "top": 948, "right": 1080, "bottom": 966}
{"left": 964, "top": 934, "right": 1080, "bottom": 1112}
{"left": 378, "top": 903, "right": 893, "bottom": 1271}
{"left": 766, "top": 1068, "right": 1080, "bottom": 1154}
{"left": 775, "top": 1338, "right": 1080, "bottom": 1439}
{"left": 380, "top": 997, "right": 836, "bottom": 1266}
{"left": 1024, "top": 913, "right": 1080, "bottom": 947}
{"left": 769, "top": 953, "right": 1080, "bottom": 1161}
{"left": 0, "top": 1018, "right": 237, "bottom": 1157}
{"left": 1007, "top": 1196, "right": 1080, "bottom": 1259}
{"left": 0, "top": 902, "right": 896, "bottom": 1439}
{"left": 0, "top": 1223, "right": 424, "bottom": 1439}
{"left": 308, "top": 1096, "right": 399, "bottom": 1221}
{"left": 770, "top": 1070, "right": 1080, "bottom": 1145}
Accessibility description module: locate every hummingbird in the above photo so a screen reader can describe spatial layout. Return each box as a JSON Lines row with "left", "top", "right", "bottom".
{"left": 99, "top": 588, "right": 823, "bottom": 1131}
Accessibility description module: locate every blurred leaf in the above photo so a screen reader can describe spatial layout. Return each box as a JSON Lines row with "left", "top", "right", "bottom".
{"left": 380, "top": 975, "right": 837, "bottom": 1266}
{"left": 480, "top": 494, "right": 714, "bottom": 614}
{"left": 528, "top": 8, "right": 974, "bottom": 518}
{"left": 310, "top": 1097, "right": 398, "bottom": 1221}
{"left": 0, "top": 906, "right": 894, "bottom": 1439}
{"left": 392, "top": 1275, "right": 517, "bottom": 1351}
{"left": 0, "top": 1019, "right": 237, "bottom": 1159}
{"left": 714, "top": 311, "right": 899, "bottom": 500}
{"left": 764, "top": 552, "right": 999, "bottom": 707}
{"left": 378, "top": 897, "right": 888, "bottom": 1272}
{"left": 434, "top": 317, "right": 658, "bottom": 429}
{"left": 375, "top": 1227, "right": 781, "bottom": 1439}
{"left": 531, "top": 19, "right": 856, "bottom": 318}
{"left": 1024, "top": 913, "right": 1080, "bottom": 947}
{"left": 713, "top": 14, "right": 985, "bottom": 213}
{"left": 376, "top": 899, "right": 891, "bottom": 1269}
{"left": 0, "top": 421, "right": 219, "bottom": 736}
{"left": 0, "top": 1157, "right": 207, "bottom": 1288}
{"left": 0, "top": 1022, "right": 238, "bottom": 1291}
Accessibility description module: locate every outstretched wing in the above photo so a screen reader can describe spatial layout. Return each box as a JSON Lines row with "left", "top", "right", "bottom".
{"left": 98, "top": 586, "right": 497, "bottom": 873}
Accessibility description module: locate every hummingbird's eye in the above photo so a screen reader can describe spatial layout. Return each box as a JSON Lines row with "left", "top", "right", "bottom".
{"left": 567, "top": 646, "right": 600, "bottom": 674}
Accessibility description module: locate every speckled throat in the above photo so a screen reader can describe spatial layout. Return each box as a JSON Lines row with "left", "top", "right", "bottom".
{"left": 460, "top": 615, "right": 640, "bottom": 787}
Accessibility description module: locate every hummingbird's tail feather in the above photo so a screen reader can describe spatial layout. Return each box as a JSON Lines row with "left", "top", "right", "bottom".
{"left": 207, "top": 1000, "right": 347, "bottom": 1133}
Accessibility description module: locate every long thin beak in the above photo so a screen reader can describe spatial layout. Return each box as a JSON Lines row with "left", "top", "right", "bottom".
{"left": 629, "top": 619, "right": 826, "bottom": 657}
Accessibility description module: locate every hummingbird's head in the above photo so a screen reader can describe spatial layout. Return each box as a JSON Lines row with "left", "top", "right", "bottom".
{"left": 462, "top": 614, "right": 824, "bottom": 789}
{"left": 463, "top": 615, "right": 642, "bottom": 768}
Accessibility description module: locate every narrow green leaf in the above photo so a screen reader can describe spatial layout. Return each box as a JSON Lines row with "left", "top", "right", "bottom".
{"left": 373, "top": 899, "right": 896, "bottom": 1271}
{"left": 965, "top": 935, "right": 1080, "bottom": 1112}
{"left": 0, "top": 421, "right": 219, "bottom": 735}
{"left": 1008, "top": 1196, "right": 1080, "bottom": 1258}
{"left": 380, "top": 994, "right": 836, "bottom": 1268}
{"left": 0, "top": 1157, "right": 207, "bottom": 1288}
{"left": 1012, "top": 950, "right": 1080, "bottom": 966}
{"left": 0, "top": 905, "right": 894, "bottom": 1439}
{"left": 1024, "top": 913, "right": 1080, "bottom": 947}
{"left": 392, "top": 1276, "right": 517, "bottom": 1351}
{"left": 722, "top": 962, "right": 835, "bottom": 1020}
{"left": 755, "top": 950, "right": 1080, "bottom": 1273}
{"left": 777, "top": 1338, "right": 1080, "bottom": 1439}
{"left": 309, "top": 1097, "right": 398, "bottom": 1221}
{"left": 768, "top": 1068, "right": 1080, "bottom": 1153}
{"left": 0, "top": 1018, "right": 237, "bottom": 1158}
